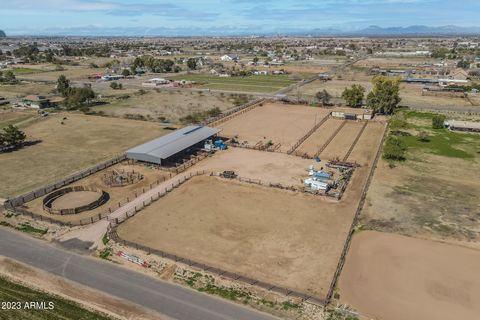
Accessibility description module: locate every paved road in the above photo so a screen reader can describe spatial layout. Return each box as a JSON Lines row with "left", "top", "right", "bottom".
{"left": 0, "top": 227, "right": 278, "bottom": 320}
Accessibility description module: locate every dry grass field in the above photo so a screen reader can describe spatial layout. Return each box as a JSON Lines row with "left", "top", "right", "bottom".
{"left": 0, "top": 82, "right": 54, "bottom": 99}
{"left": 117, "top": 175, "right": 366, "bottom": 298}
{"left": 361, "top": 112, "right": 480, "bottom": 242}
{"left": 92, "top": 89, "right": 237, "bottom": 123}
{"left": 25, "top": 162, "right": 172, "bottom": 223}
{"left": 0, "top": 113, "right": 167, "bottom": 198}
{"left": 400, "top": 83, "right": 476, "bottom": 108}
{"left": 339, "top": 230, "right": 480, "bottom": 320}
{"left": 217, "top": 102, "right": 331, "bottom": 152}
{"left": 0, "top": 110, "right": 36, "bottom": 128}
{"left": 15, "top": 66, "right": 102, "bottom": 81}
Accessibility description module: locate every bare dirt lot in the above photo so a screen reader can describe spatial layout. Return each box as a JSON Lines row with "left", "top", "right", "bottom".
{"left": 217, "top": 102, "right": 331, "bottom": 152}
{"left": 339, "top": 230, "right": 480, "bottom": 320}
{"left": 25, "top": 162, "right": 172, "bottom": 223}
{"left": 191, "top": 147, "right": 316, "bottom": 187}
{"left": 0, "top": 113, "right": 167, "bottom": 198}
{"left": 117, "top": 175, "right": 364, "bottom": 298}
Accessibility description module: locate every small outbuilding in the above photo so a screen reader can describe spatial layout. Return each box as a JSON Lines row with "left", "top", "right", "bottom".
{"left": 126, "top": 125, "right": 220, "bottom": 165}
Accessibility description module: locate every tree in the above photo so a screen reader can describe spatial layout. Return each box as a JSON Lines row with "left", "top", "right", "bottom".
{"left": 1, "top": 125, "right": 26, "bottom": 147}
{"left": 366, "top": 76, "right": 401, "bottom": 114}
{"left": 457, "top": 60, "right": 470, "bottom": 69}
{"left": 432, "top": 114, "right": 446, "bottom": 129}
{"left": 253, "top": 56, "right": 259, "bottom": 64}
{"left": 57, "top": 75, "right": 70, "bottom": 97}
{"left": 315, "top": 89, "right": 331, "bottom": 106}
{"left": 64, "top": 87, "right": 95, "bottom": 109}
{"left": 187, "top": 58, "right": 197, "bottom": 70}
{"left": 110, "top": 82, "right": 121, "bottom": 90}
{"left": 121, "top": 69, "right": 131, "bottom": 77}
{"left": 1, "top": 70, "right": 16, "bottom": 84}
{"left": 382, "top": 136, "right": 406, "bottom": 161}
{"left": 341, "top": 85, "right": 365, "bottom": 107}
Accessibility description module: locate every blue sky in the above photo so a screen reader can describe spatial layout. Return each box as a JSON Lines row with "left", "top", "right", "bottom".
{"left": 1, "top": 0, "right": 480, "bottom": 35}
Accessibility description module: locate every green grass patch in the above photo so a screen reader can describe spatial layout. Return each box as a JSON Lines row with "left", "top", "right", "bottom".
{"left": 399, "top": 129, "right": 480, "bottom": 159}
{"left": 101, "top": 233, "right": 109, "bottom": 245}
{"left": 11, "top": 68, "right": 46, "bottom": 75}
{"left": 17, "top": 223, "right": 48, "bottom": 235}
{"left": 198, "top": 283, "right": 252, "bottom": 303}
{"left": 99, "top": 247, "right": 113, "bottom": 260}
{"left": 0, "top": 275, "right": 112, "bottom": 319}
{"left": 0, "top": 221, "right": 47, "bottom": 235}
{"left": 167, "top": 74, "right": 296, "bottom": 93}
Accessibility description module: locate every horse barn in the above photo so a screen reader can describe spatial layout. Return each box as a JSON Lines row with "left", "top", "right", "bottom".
{"left": 126, "top": 125, "right": 220, "bottom": 165}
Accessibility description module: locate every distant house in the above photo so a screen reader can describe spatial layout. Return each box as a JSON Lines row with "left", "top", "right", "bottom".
{"left": 252, "top": 70, "right": 268, "bottom": 75}
{"left": 445, "top": 120, "right": 480, "bottom": 133}
{"left": 101, "top": 74, "right": 124, "bottom": 81}
{"left": 448, "top": 68, "right": 470, "bottom": 81}
{"left": 20, "top": 95, "right": 51, "bottom": 109}
{"left": 142, "top": 78, "right": 170, "bottom": 87}
{"left": 220, "top": 54, "right": 240, "bottom": 62}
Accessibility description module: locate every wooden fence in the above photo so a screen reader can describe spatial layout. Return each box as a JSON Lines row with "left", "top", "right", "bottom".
{"left": 4, "top": 154, "right": 126, "bottom": 209}
{"left": 324, "top": 122, "right": 388, "bottom": 305}
{"left": 286, "top": 115, "right": 330, "bottom": 155}
{"left": 204, "top": 98, "right": 265, "bottom": 127}
{"left": 106, "top": 171, "right": 325, "bottom": 305}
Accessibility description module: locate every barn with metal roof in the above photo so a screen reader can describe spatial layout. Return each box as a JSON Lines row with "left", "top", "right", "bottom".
{"left": 126, "top": 125, "right": 220, "bottom": 165}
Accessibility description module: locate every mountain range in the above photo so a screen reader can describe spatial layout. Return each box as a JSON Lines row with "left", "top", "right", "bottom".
{"left": 2, "top": 25, "right": 480, "bottom": 37}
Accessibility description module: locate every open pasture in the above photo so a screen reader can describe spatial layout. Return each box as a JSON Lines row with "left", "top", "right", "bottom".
{"left": 167, "top": 74, "right": 296, "bottom": 93}
{"left": 0, "top": 113, "right": 167, "bottom": 198}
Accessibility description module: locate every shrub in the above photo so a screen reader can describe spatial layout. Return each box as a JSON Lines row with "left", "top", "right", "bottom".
{"left": 383, "top": 136, "right": 406, "bottom": 161}
{"left": 432, "top": 114, "right": 446, "bottom": 129}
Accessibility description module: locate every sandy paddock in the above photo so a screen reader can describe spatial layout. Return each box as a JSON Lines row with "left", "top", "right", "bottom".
{"left": 25, "top": 162, "right": 172, "bottom": 223}
{"left": 117, "top": 160, "right": 377, "bottom": 300}
{"left": 190, "top": 148, "right": 316, "bottom": 187}
{"left": 347, "top": 121, "right": 386, "bottom": 165}
{"left": 296, "top": 119, "right": 345, "bottom": 157}
{"left": 339, "top": 231, "right": 480, "bottom": 320}
{"left": 217, "top": 102, "right": 330, "bottom": 152}
{"left": 51, "top": 191, "right": 102, "bottom": 210}
{"left": 320, "top": 121, "right": 365, "bottom": 161}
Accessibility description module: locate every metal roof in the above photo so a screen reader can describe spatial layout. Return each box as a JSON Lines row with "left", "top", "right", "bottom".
{"left": 126, "top": 125, "right": 220, "bottom": 164}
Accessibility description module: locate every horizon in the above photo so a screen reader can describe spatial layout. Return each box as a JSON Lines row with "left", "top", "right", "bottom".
{"left": 1, "top": 0, "right": 480, "bottom": 36}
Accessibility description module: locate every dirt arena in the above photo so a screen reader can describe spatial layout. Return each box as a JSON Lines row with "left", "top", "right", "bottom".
{"left": 339, "top": 231, "right": 480, "bottom": 320}
{"left": 51, "top": 191, "right": 101, "bottom": 210}
{"left": 25, "top": 162, "right": 172, "bottom": 223}
{"left": 117, "top": 175, "right": 360, "bottom": 298}
{"left": 295, "top": 118, "right": 345, "bottom": 157}
{"left": 320, "top": 121, "right": 365, "bottom": 160}
{"left": 191, "top": 148, "right": 316, "bottom": 187}
{"left": 217, "top": 102, "right": 331, "bottom": 152}
{"left": 296, "top": 120, "right": 384, "bottom": 163}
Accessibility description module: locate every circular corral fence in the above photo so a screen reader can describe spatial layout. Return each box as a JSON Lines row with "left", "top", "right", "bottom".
{"left": 102, "top": 169, "right": 144, "bottom": 187}
{"left": 43, "top": 186, "right": 109, "bottom": 215}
